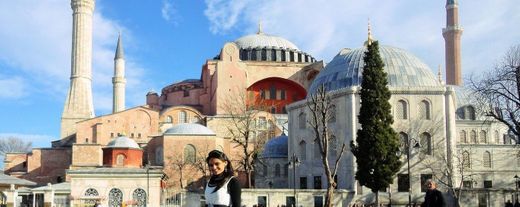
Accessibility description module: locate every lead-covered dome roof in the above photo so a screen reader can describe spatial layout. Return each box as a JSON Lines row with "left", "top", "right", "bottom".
{"left": 234, "top": 33, "right": 299, "bottom": 50}
{"left": 309, "top": 45, "right": 440, "bottom": 93}
{"left": 261, "top": 134, "right": 288, "bottom": 158}
{"left": 106, "top": 136, "right": 140, "bottom": 149}
{"left": 164, "top": 123, "right": 216, "bottom": 136}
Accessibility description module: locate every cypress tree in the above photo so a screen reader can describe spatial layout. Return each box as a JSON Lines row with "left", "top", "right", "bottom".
{"left": 351, "top": 41, "right": 402, "bottom": 204}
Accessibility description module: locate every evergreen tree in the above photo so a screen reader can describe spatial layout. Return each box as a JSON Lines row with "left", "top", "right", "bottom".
{"left": 351, "top": 41, "right": 402, "bottom": 205}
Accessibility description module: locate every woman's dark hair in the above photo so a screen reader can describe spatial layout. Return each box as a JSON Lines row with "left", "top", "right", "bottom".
{"left": 206, "top": 150, "right": 234, "bottom": 176}
{"left": 206, "top": 150, "right": 234, "bottom": 192}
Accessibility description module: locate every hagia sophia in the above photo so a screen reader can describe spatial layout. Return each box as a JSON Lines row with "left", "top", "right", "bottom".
{"left": 1, "top": 0, "right": 519, "bottom": 206}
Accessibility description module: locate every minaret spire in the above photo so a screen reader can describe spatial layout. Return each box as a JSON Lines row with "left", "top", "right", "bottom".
{"left": 113, "top": 33, "right": 126, "bottom": 113}
{"left": 443, "top": 0, "right": 463, "bottom": 85}
{"left": 437, "top": 65, "right": 444, "bottom": 85}
{"left": 61, "top": 0, "right": 96, "bottom": 139}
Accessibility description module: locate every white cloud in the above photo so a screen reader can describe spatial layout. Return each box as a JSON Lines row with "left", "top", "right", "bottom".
{"left": 161, "top": 0, "right": 181, "bottom": 26}
{"left": 0, "top": 76, "right": 26, "bottom": 99}
{"left": 204, "top": 0, "right": 520, "bottom": 80}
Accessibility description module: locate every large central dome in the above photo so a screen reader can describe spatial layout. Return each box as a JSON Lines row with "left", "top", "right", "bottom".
{"left": 234, "top": 33, "right": 299, "bottom": 50}
{"left": 309, "top": 45, "right": 440, "bottom": 93}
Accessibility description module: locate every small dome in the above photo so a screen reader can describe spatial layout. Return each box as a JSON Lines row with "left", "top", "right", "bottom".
{"left": 309, "top": 45, "right": 440, "bottom": 93}
{"left": 106, "top": 136, "right": 140, "bottom": 149}
{"left": 261, "top": 135, "right": 288, "bottom": 158}
{"left": 234, "top": 33, "right": 299, "bottom": 50}
{"left": 164, "top": 123, "right": 216, "bottom": 136}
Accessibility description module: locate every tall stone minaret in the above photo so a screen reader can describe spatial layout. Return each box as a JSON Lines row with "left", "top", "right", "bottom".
{"left": 443, "top": 0, "right": 463, "bottom": 86}
{"left": 112, "top": 33, "right": 126, "bottom": 113}
{"left": 61, "top": 0, "right": 96, "bottom": 139}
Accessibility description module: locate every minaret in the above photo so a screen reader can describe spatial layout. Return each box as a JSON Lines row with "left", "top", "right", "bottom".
{"left": 61, "top": 0, "right": 96, "bottom": 139}
{"left": 113, "top": 33, "right": 126, "bottom": 113}
{"left": 443, "top": 0, "right": 463, "bottom": 85}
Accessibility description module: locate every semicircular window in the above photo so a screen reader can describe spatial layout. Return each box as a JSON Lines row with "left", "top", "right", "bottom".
{"left": 108, "top": 188, "right": 123, "bottom": 207}
{"left": 84, "top": 188, "right": 99, "bottom": 204}
{"left": 133, "top": 188, "right": 147, "bottom": 207}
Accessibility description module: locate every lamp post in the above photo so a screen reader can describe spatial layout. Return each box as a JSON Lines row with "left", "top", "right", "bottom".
{"left": 406, "top": 138, "right": 421, "bottom": 207}
{"left": 514, "top": 175, "right": 519, "bottom": 203}
{"left": 290, "top": 153, "right": 300, "bottom": 207}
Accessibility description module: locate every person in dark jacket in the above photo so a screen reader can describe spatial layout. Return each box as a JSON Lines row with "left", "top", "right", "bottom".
{"left": 421, "top": 179, "right": 445, "bottom": 207}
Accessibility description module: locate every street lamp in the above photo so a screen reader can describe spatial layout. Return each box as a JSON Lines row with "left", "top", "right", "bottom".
{"left": 514, "top": 175, "right": 519, "bottom": 203}
{"left": 406, "top": 138, "right": 421, "bottom": 207}
{"left": 290, "top": 153, "right": 300, "bottom": 207}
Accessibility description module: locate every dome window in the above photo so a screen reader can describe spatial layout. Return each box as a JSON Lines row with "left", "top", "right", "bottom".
{"left": 419, "top": 100, "right": 431, "bottom": 120}
{"left": 299, "top": 140, "right": 307, "bottom": 161}
{"left": 396, "top": 100, "right": 408, "bottom": 120}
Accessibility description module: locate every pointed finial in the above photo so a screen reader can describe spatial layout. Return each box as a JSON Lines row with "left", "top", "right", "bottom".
{"left": 437, "top": 65, "right": 444, "bottom": 84}
{"left": 115, "top": 32, "right": 124, "bottom": 60}
{"left": 257, "top": 21, "right": 263, "bottom": 34}
{"left": 367, "top": 18, "right": 373, "bottom": 46}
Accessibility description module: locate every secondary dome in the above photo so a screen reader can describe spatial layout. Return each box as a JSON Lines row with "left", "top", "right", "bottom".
{"left": 309, "top": 45, "right": 440, "bottom": 93}
{"left": 261, "top": 134, "right": 288, "bottom": 158}
{"left": 234, "top": 33, "right": 299, "bottom": 50}
{"left": 164, "top": 123, "right": 216, "bottom": 136}
{"left": 106, "top": 136, "right": 140, "bottom": 149}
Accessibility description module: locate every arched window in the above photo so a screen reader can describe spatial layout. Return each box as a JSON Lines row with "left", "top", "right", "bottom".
{"left": 179, "top": 111, "right": 187, "bottom": 123}
{"left": 483, "top": 151, "right": 492, "bottom": 168}
{"left": 494, "top": 130, "right": 500, "bottom": 144}
{"left": 329, "top": 135, "right": 337, "bottom": 158}
{"left": 84, "top": 188, "right": 99, "bottom": 205}
{"left": 419, "top": 100, "right": 431, "bottom": 120}
{"left": 462, "top": 151, "right": 471, "bottom": 169}
{"left": 420, "top": 132, "right": 432, "bottom": 155}
{"left": 399, "top": 132, "right": 409, "bottom": 152}
{"left": 517, "top": 152, "right": 520, "bottom": 167}
{"left": 166, "top": 116, "right": 173, "bottom": 123}
{"left": 479, "top": 130, "right": 487, "bottom": 144}
{"left": 396, "top": 100, "right": 408, "bottom": 120}
{"left": 299, "top": 140, "right": 307, "bottom": 161}
{"left": 460, "top": 130, "right": 467, "bottom": 143}
{"left": 275, "top": 164, "right": 281, "bottom": 177}
{"left": 269, "top": 85, "right": 276, "bottom": 100}
{"left": 284, "top": 164, "right": 289, "bottom": 176}
{"left": 328, "top": 105, "right": 336, "bottom": 123}
{"left": 299, "top": 112, "right": 306, "bottom": 129}
{"left": 314, "top": 139, "right": 321, "bottom": 159}
{"left": 108, "top": 188, "right": 123, "bottom": 207}
{"left": 116, "top": 154, "right": 125, "bottom": 166}
{"left": 191, "top": 116, "right": 201, "bottom": 124}
{"left": 465, "top": 106, "right": 476, "bottom": 120}
{"left": 470, "top": 130, "right": 477, "bottom": 143}
{"left": 184, "top": 144, "right": 196, "bottom": 163}
{"left": 155, "top": 147, "right": 164, "bottom": 165}
{"left": 132, "top": 188, "right": 147, "bottom": 207}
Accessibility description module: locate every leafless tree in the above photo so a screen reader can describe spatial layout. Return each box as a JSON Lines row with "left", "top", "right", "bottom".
{"left": 165, "top": 155, "right": 191, "bottom": 189}
{"left": 469, "top": 44, "right": 520, "bottom": 143}
{"left": 220, "top": 90, "right": 272, "bottom": 188}
{"left": 307, "top": 85, "right": 347, "bottom": 207}
{"left": 0, "top": 136, "right": 32, "bottom": 156}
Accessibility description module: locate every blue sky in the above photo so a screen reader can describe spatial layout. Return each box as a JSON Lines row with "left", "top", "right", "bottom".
{"left": 0, "top": 0, "right": 519, "bottom": 148}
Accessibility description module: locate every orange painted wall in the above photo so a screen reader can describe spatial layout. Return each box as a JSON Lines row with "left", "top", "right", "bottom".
{"left": 248, "top": 77, "right": 307, "bottom": 113}
{"left": 102, "top": 148, "right": 143, "bottom": 168}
